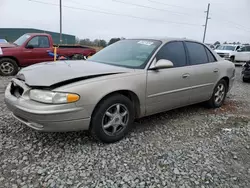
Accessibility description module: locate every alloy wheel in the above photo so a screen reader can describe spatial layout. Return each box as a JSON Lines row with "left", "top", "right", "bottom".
{"left": 0, "top": 62, "right": 14, "bottom": 74}
{"left": 214, "top": 83, "right": 225, "bottom": 105}
{"left": 102, "top": 103, "right": 129, "bottom": 136}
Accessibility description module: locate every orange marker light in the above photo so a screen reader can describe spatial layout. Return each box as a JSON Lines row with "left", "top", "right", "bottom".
{"left": 67, "top": 94, "right": 80, "bottom": 103}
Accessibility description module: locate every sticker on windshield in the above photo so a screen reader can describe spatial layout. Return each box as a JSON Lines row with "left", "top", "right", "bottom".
{"left": 0, "top": 47, "right": 2, "bottom": 55}
{"left": 137, "top": 41, "right": 154, "bottom": 46}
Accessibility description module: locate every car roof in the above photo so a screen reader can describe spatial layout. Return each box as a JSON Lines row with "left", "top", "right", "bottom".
{"left": 220, "top": 44, "right": 240, "bottom": 46}
{"left": 128, "top": 37, "right": 203, "bottom": 44}
{"left": 26, "top": 33, "right": 51, "bottom": 37}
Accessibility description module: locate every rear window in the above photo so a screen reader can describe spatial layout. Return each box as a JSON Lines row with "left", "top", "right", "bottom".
{"left": 205, "top": 48, "right": 217, "bottom": 62}
{"left": 185, "top": 42, "right": 208, "bottom": 65}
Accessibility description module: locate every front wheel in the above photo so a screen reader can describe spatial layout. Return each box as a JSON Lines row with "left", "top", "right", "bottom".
{"left": 0, "top": 58, "right": 19, "bottom": 76}
{"left": 90, "top": 94, "right": 135, "bottom": 143}
{"left": 230, "top": 56, "right": 235, "bottom": 62}
{"left": 206, "top": 79, "right": 227, "bottom": 108}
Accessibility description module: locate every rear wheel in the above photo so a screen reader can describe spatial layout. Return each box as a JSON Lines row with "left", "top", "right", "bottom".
{"left": 90, "top": 94, "right": 135, "bottom": 143}
{"left": 71, "top": 54, "right": 85, "bottom": 60}
{"left": 206, "top": 79, "right": 227, "bottom": 108}
{"left": 0, "top": 58, "right": 19, "bottom": 76}
{"left": 230, "top": 56, "right": 235, "bottom": 62}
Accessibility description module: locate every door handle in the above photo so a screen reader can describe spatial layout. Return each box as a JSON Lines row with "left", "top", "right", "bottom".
{"left": 213, "top": 69, "right": 219, "bottom": 73}
{"left": 182, "top": 73, "right": 190, "bottom": 78}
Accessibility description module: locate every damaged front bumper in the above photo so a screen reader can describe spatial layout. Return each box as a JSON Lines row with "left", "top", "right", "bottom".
{"left": 4, "top": 78, "right": 91, "bottom": 132}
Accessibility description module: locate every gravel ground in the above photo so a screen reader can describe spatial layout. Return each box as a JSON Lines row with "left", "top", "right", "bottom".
{"left": 0, "top": 67, "right": 250, "bottom": 188}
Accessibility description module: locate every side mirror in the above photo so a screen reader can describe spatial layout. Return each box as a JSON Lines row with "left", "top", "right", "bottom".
{"left": 150, "top": 59, "right": 174, "bottom": 70}
{"left": 26, "top": 45, "right": 34, "bottom": 49}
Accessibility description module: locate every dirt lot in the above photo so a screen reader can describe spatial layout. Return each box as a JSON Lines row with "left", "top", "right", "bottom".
{"left": 0, "top": 67, "right": 250, "bottom": 188}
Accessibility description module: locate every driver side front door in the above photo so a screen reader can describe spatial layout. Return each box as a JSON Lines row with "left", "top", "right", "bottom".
{"left": 146, "top": 41, "right": 193, "bottom": 116}
{"left": 22, "top": 36, "right": 53, "bottom": 66}
{"left": 235, "top": 46, "right": 250, "bottom": 62}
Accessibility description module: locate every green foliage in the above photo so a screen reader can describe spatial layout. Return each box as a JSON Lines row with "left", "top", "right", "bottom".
{"left": 79, "top": 38, "right": 107, "bottom": 47}
{"left": 108, "top": 38, "right": 121, "bottom": 45}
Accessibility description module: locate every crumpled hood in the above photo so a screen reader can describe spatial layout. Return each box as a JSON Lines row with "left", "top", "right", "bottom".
{"left": 17, "top": 60, "right": 133, "bottom": 87}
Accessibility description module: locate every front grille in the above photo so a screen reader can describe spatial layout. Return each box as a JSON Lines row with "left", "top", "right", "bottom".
{"left": 10, "top": 82, "right": 24, "bottom": 98}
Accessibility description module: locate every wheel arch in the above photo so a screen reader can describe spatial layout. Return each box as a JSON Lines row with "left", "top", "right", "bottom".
{"left": 0, "top": 56, "right": 20, "bottom": 66}
{"left": 220, "top": 76, "right": 229, "bottom": 92}
{"left": 91, "top": 90, "right": 141, "bottom": 119}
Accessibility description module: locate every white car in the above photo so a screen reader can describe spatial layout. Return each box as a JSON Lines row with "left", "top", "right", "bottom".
{"left": 0, "top": 39, "right": 8, "bottom": 44}
{"left": 230, "top": 45, "right": 250, "bottom": 63}
{"left": 215, "top": 45, "right": 241, "bottom": 61}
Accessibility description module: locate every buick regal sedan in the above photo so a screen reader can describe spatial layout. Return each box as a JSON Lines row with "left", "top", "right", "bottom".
{"left": 5, "top": 38, "right": 235, "bottom": 143}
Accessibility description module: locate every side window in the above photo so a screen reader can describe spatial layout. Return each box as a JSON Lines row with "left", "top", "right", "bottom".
{"left": 239, "top": 47, "right": 246, "bottom": 52}
{"left": 185, "top": 42, "right": 208, "bottom": 65}
{"left": 27, "top": 36, "right": 50, "bottom": 48}
{"left": 155, "top": 41, "right": 186, "bottom": 67}
{"left": 246, "top": 46, "right": 250, "bottom": 52}
{"left": 205, "top": 47, "right": 217, "bottom": 62}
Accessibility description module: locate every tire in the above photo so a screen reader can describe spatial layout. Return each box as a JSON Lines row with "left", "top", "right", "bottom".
{"left": 71, "top": 54, "right": 85, "bottom": 60}
{"left": 243, "top": 77, "right": 248, "bottom": 82}
{"left": 0, "top": 58, "right": 19, "bottom": 76}
{"left": 90, "top": 94, "right": 135, "bottom": 143}
{"left": 206, "top": 79, "right": 228, "bottom": 108}
{"left": 230, "top": 56, "right": 235, "bottom": 62}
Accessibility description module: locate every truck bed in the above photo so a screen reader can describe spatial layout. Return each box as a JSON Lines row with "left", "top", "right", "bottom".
{"left": 53, "top": 45, "right": 92, "bottom": 49}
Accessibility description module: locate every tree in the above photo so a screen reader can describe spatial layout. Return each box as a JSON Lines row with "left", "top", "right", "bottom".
{"left": 93, "top": 39, "right": 100, "bottom": 46}
{"left": 223, "top": 41, "right": 227, "bottom": 44}
{"left": 214, "top": 41, "right": 220, "bottom": 46}
{"left": 108, "top": 38, "right": 121, "bottom": 45}
{"left": 99, "top": 40, "right": 107, "bottom": 47}
{"left": 79, "top": 38, "right": 92, "bottom": 46}
{"left": 75, "top": 37, "right": 80, "bottom": 44}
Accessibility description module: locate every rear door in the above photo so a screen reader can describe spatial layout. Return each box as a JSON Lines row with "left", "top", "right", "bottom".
{"left": 146, "top": 41, "right": 193, "bottom": 115}
{"left": 22, "top": 36, "right": 53, "bottom": 65}
{"left": 184, "top": 41, "right": 219, "bottom": 104}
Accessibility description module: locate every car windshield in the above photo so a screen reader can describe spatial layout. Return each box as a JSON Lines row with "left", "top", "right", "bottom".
{"left": 89, "top": 39, "right": 162, "bottom": 69}
{"left": 13, "top": 34, "right": 31, "bottom": 46}
{"left": 217, "top": 45, "right": 235, "bottom": 51}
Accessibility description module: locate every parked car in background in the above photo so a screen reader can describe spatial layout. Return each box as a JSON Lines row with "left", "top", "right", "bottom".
{"left": 215, "top": 45, "right": 241, "bottom": 61}
{"left": 230, "top": 45, "right": 250, "bottom": 63}
{"left": 205, "top": 43, "right": 215, "bottom": 50}
{"left": 242, "top": 60, "right": 250, "bottom": 82}
{"left": 0, "top": 33, "right": 96, "bottom": 76}
{"left": 5, "top": 38, "right": 235, "bottom": 143}
{"left": 0, "top": 39, "right": 8, "bottom": 44}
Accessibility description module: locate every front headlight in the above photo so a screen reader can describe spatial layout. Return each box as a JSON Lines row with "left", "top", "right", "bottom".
{"left": 29, "top": 90, "right": 80, "bottom": 104}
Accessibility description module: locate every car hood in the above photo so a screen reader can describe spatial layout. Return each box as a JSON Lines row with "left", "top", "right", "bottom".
{"left": 215, "top": 50, "right": 233, "bottom": 54}
{"left": 0, "top": 43, "right": 16, "bottom": 48}
{"left": 17, "top": 60, "right": 134, "bottom": 87}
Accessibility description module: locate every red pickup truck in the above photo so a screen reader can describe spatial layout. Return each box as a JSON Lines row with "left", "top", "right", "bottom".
{"left": 0, "top": 33, "right": 96, "bottom": 76}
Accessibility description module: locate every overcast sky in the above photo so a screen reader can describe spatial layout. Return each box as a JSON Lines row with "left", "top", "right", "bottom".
{"left": 1, "top": 0, "right": 250, "bottom": 43}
